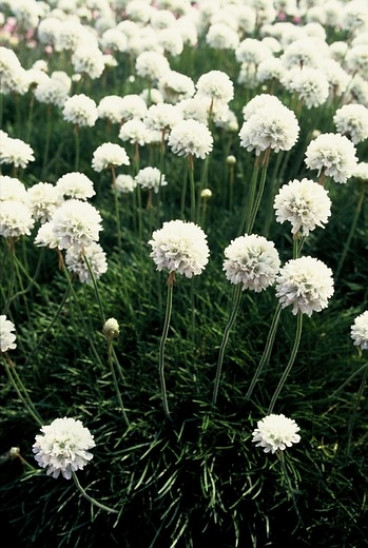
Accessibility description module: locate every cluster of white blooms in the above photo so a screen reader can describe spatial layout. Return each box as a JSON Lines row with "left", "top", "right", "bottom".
{"left": 351, "top": 311, "right": 368, "bottom": 351}
{"left": 134, "top": 167, "right": 167, "bottom": 193}
{"left": 195, "top": 70, "right": 234, "bottom": 108}
{"left": 223, "top": 234, "right": 280, "bottom": 292}
{"left": 158, "top": 70, "right": 195, "bottom": 104}
{"left": 116, "top": 174, "right": 136, "bottom": 194}
{"left": 119, "top": 119, "right": 156, "bottom": 146}
{"left": 0, "top": 132, "right": 35, "bottom": 169}
{"left": 305, "top": 133, "right": 358, "bottom": 183}
{"left": 0, "top": 315, "right": 17, "bottom": 352}
{"left": 51, "top": 199, "right": 103, "bottom": 250}
{"left": 97, "top": 96, "right": 127, "bottom": 124}
{"left": 333, "top": 104, "right": 368, "bottom": 144}
{"left": 281, "top": 67, "right": 329, "bottom": 109}
{"left": 274, "top": 178, "right": 331, "bottom": 236}
{"left": 168, "top": 119, "right": 213, "bottom": 159}
{"left": 0, "top": 199, "right": 35, "bottom": 239}
{"left": 252, "top": 414, "right": 301, "bottom": 454}
{"left": 56, "top": 173, "right": 95, "bottom": 200}
{"left": 135, "top": 51, "right": 170, "bottom": 82}
{"left": 71, "top": 44, "right": 105, "bottom": 80}
{"left": 0, "top": 175, "right": 28, "bottom": 203}
{"left": 28, "top": 183, "right": 63, "bottom": 223}
{"left": 65, "top": 243, "right": 107, "bottom": 283}
{"left": 62, "top": 94, "right": 98, "bottom": 127}
{"left": 239, "top": 96, "right": 299, "bottom": 155}
{"left": 92, "top": 142, "right": 130, "bottom": 172}
{"left": 276, "top": 256, "right": 334, "bottom": 316}
{"left": 34, "top": 71, "right": 71, "bottom": 108}
{"left": 144, "top": 103, "right": 183, "bottom": 135}
{"left": 33, "top": 417, "right": 95, "bottom": 480}
{"left": 149, "top": 220, "right": 209, "bottom": 278}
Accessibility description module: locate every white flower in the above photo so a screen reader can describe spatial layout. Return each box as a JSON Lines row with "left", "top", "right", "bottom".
{"left": 158, "top": 70, "right": 195, "bottom": 104}
{"left": 0, "top": 315, "right": 16, "bottom": 352}
{"left": 196, "top": 70, "right": 234, "bottom": 105}
{"left": 34, "top": 221, "right": 61, "bottom": 249}
{"left": 98, "top": 96, "right": 126, "bottom": 124}
{"left": 176, "top": 97, "right": 209, "bottom": 125}
{"left": 223, "top": 234, "right": 280, "bottom": 292}
{"left": 351, "top": 310, "right": 368, "bottom": 351}
{"left": 51, "top": 199, "right": 102, "bottom": 250}
{"left": 206, "top": 23, "right": 240, "bottom": 50}
{"left": 333, "top": 104, "right": 368, "bottom": 145}
{"left": 305, "top": 133, "right": 358, "bottom": 183}
{"left": 235, "top": 38, "right": 271, "bottom": 66}
{"left": 157, "top": 28, "right": 184, "bottom": 57}
{"left": 353, "top": 162, "right": 368, "bottom": 181}
{"left": 252, "top": 414, "right": 301, "bottom": 454}
{"left": 102, "top": 318, "right": 119, "bottom": 339}
{"left": 0, "top": 175, "right": 28, "bottom": 203}
{"left": 118, "top": 94, "right": 148, "bottom": 122}
{"left": 144, "top": 103, "right": 183, "bottom": 134}
{"left": 276, "top": 256, "right": 334, "bottom": 316}
{"left": 274, "top": 178, "right": 331, "bottom": 236}
{"left": 168, "top": 119, "right": 213, "bottom": 159}
{"left": 56, "top": 173, "right": 95, "bottom": 200}
{"left": 242, "top": 93, "right": 284, "bottom": 121}
{"left": 282, "top": 67, "right": 329, "bottom": 109}
{"left": 135, "top": 51, "right": 170, "bottom": 82}
{"left": 28, "top": 182, "right": 63, "bottom": 223}
{"left": 149, "top": 219, "right": 209, "bottom": 278}
{"left": 239, "top": 102, "right": 299, "bottom": 155}
{"left": 65, "top": 243, "right": 107, "bottom": 283}
{"left": 134, "top": 167, "right": 167, "bottom": 193}
{"left": 0, "top": 200, "right": 35, "bottom": 238}
{"left": 34, "top": 73, "right": 71, "bottom": 107}
{"left": 32, "top": 417, "right": 95, "bottom": 480}
{"left": 62, "top": 94, "right": 98, "bottom": 127}
{"left": 0, "top": 136, "right": 35, "bottom": 169}
{"left": 116, "top": 174, "right": 136, "bottom": 194}
{"left": 92, "top": 143, "right": 130, "bottom": 172}
{"left": 119, "top": 119, "right": 155, "bottom": 146}
{"left": 71, "top": 44, "right": 105, "bottom": 80}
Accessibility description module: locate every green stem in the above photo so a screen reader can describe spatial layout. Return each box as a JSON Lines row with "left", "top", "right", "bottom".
{"left": 245, "top": 302, "right": 282, "bottom": 400}
{"left": 247, "top": 147, "right": 271, "bottom": 234}
{"left": 188, "top": 154, "right": 196, "bottom": 222}
{"left": 72, "top": 472, "right": 118, "bottom": 514}
{"left": 268, "top": 312, "right": 303, "bottom": 414}
{"left": 111, "top": 165, "right": 122, "bottom": 252}
{"left": 212, "top": 284, "right": 243, "bottom": 407}
{"left": 107, "top": 340, "right": 130, "bottom": 427}
{"left": 330, "top": 362, "right": 368, "bottom": 397}
{"left": 159, "top": 272, "right": 175, "bottom": 420}
{"left": 347, "top": 363, "right": 367, "bottom": 455}
{"left": 74, "top": 124, "right": 80, "bottom": 171}
{"left": 42, "top": 105, "right": 52, "bottom": 178}
{"left": 239, "top": 155, "right": 260, "bottom": 235}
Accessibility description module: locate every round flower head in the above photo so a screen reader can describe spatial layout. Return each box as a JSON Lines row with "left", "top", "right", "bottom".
{"left": 281, "top": 67, "right": 329, "bottom": 109}
{"left": 305, "top": 133, "right": 358, "bottom": 183}
{"left": 102, "top": 318, "right": 120, "bottom": 340}
{"left": 134, "top": 167, "right": 167, "bottom": 193}
{"left": 0, "top": 175, "right": 28, "bottom": 203}
{"left": 56, "top": 173, "right": 95, "bottom": 200}
{"left": 252, "top": 414, "right": 301, "bottom": 454}
{"left": 351, "top": 310, "right": 368, "bottom": 351}
{"left": 65, "top": 242, "right": 108, "bottom": 283}
{"left": 62, "top": 94, "right": 98, "bottom": 127}
{"left": 353, "top": 162, "right": 368, "bottom": 181}
{"left": 196, "top": 70, "right": 234, "bottom": 105}
{"left": 97, "top": 96, "right": 126, "bottom": 124}
{"left": 0, "top": 136, "right": 35, "bottom": 169}
{"left": 333, "top": 104, "right": 368, "bottom": 145}
{"left": 116, "top": 174, "right": 136, "bottom": 194}
{"left": 135, "top": 51, "right": 170, "bottom": 83}
{"left": 0, "top": 315, "right": 16, "bottom": 352}
{"left": 51, "top": 199, "right": 102, "bottom": 250}
{"left": 71, "top": 44, "right": 105, "bottom": 80}
{"left": 32, "top": 417, "right": 95, "bottom": 480}
{"left": 144, "top": 103, "right": 183, "bottom": 135}
{"left": 0, "top": 200, "right": 35, "bottom": 238}
{"left": 149, "top": 219, "right": 209, "bottom": 278}
{"left": 223, "top": 234, "right": 280, "bottom": 292}
{"left": 92, "top": 142, "right": 130, "bottom": 172}
{"left": 276, "top": 256, "right": 334, "bottom": 316}
{"left": 28, "top": 182, "right": 63, "bottom": 223}
{"left": 168, "top": 119, "right": 213, "bottom": 159}
{"left": 274, "top": 178, "right": 331, "bottom": 236}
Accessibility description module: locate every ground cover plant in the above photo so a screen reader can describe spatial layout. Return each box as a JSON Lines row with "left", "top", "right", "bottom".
{"left": 0, "top": 0, "right": 368, "bottom": 546}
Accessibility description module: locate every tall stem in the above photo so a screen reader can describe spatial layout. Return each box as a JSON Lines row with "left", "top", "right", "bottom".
{"left": 159, "top": 272, "right": 175, "bottom": 420}
{"left": 212, "top": 284, "right": 243, "bottom": 407}
{"left": 74, "top": 124, "right": 80, "bottom": 171}
{"left": 188, "top": 154, "right": 196, "bottom": 222}
{"left": 111, "top": 165, "right": 122, "bottom": 252}
{"left": 247, "top": 147, "right": 271, "bottom": 234}
{"left": 347, "top": 362, "right": 367, "bottom": 455}
{"left": 268, "top": 312, "right": 303, "bottom": 414}
{"left": 238, "top": 155, "right": 260, "bottom": 235}
{"left": 72, "top": 472, "right": 118, "bottom": 514}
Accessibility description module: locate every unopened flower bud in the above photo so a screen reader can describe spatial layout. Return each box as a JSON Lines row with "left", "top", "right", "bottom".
{"left": 226, "top": 155, "right": 236, "bottom": 166}
{"left": 200, "top": 188, "right": 212, "bottom": 199}
{"left": 102, "top": 318, "right": 120, "bottom": 339}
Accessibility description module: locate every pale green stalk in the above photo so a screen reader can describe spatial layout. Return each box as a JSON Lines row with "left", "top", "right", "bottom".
{"left": 238, "top": 155, "right": 260, "bottom": 235}
{"left": 347, "top": 361, "right": 367, "bottom": 455}
{"left": 159, "top": 272, "right": 175, "bottom": 420}
{"left": 188, "top": 153, "right": 196, "bottom": 222}
{"left": 111, "top": 165, "right": 122, "bottom": 252}
{"left": 72, "top": 472, "right": 118, "bottom": 514}
{"left": 247, "top": 147, "right": 271, "bottom": 234}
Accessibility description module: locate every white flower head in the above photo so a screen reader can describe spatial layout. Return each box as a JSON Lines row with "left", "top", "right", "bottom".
{"left": 116, "top": 174, "right": 136, "bottom": 194}
{"left": 102, "top": 318, "right": 120, "bottom": 339}
{"left": 51, "top": 199, "right": 102, "bottom": 250}
{"left": 71, "top": 44, "right": 105, "bottom": 80}
{"left": 223, "top": 234, "right": 280, "bottom": 292}
{"left": 274, "top": 178, "right": 331, "bottom": 236}
{"left": 28, "top": 182, "right": 63, "bottom": 223}
{"left": 276, "top": 256, "right": 334, "bottom": 316}
{"left": 351, "top": 310, "right": 368, "bottom": 351}
{"left": 65, "top": 243, "right": 107, "bottom": 283}
{"left": 305, "top": 133, "right": 358, "bottom": 183}
{"left": 282, "top": 67, "right": 329, "bottom": 109}
{"left": 333, "top": 104, "right": 368, "bottom": 145}
{"left": 0, "top": 136, "right": 35, "bottom": 169}
{"left": 135, "top": 51, "right": 170, "bottom": 82}
{"left": 0, "top": 200, "right": 35, "bottom": 238}
{"left": 134, "top": 167, "right": 167, "bottom": 193}
{"left": 252, "top": 414, "right": 301, "bottom": 454}
{"left": 62, "top": 94, "right": 98, "bottom": 127}
{"left": 196, "top": 70, "right": 234, "bottom": 105}
{"left": 119, "top": 119, "right": 154, "bottom": 146}
{"left": 149, "top": 219, "right": 209, "bottom": 278}
{"left": 92, "top": 143, "right": 130, "bottom": 172}
{"left": 0, "top": 175, "right": 28, "bottom": 203}
{"left": 56, "top": 173, "right": 95, "bottom": 200}
{"left": 32, "top": 417, "right": 96, "bottom": 480}
{"left": 0, "top": 315, "right": 16, "bottom": 352}
{"left": 168, "top": 119, "right": 213, "bottom": 159}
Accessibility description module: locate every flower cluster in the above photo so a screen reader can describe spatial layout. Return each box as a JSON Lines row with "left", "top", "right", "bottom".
{"left": 168, "top": 119, "right": 213, "bottom": 159}
{"left": 305, "top": 133, "right": 358, "bottom": 183}
{"left": 252, "top": 414, "right": 301, "bottom": 454}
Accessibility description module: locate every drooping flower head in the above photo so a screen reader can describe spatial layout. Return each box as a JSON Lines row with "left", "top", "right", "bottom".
{"left": 223, "top": 234, "right": 280, "bottom": 292}
{"left": 252, "top": 414, "right": 301, "bottom": 454}
{"left": 168, "top": 119, "right": 213, "bottom": 159}
{"left": 351, "top": 310, "right": 368, "bottom": 351}
{"left": 0, "top": 315, "right": 16, "bottom": 352}
{"left": 276, "top": 256, "right": 334, "bottom": 316}
{"left": 149, "top": 219, "right": 209, "bottom": 278}
{"left": 273, "top": 178, "right": 331, "bottom": 236}
{"left": 32, "top": 417, "right": 96, "bottom": 479}
{"left": 305, "top": 133, "right": 358, "bottom": 183}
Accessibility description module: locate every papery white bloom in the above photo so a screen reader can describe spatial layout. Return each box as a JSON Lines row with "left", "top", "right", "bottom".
{"left": 257, "top": 57, "right": 284, "bottom": 83}
{"left": 342, "top": 0, "right": 368, "bottom": 33}
{"left": 71, "top": 44, "right": 105, "bottom": 80}
{"left": 54, "top": 20, "right": 90, "bottom": 53}
{"left": 196, "top": 70, "right": 234, "bottom": 105}
{"left": 235, "top": 38, "right": 272, "bottom": 66}
{"left": 28, "top": 182, "right": 63, "bottom": 223}
{"left": 242, "top": 94, "right": 285, "bottom": 120}
{"left": 56, "top": 173, "right": 95, "bottom": 200}
{"left": 32, "top": 417, "right": 95, "bottom": 480}
{"left": 280, "top": 38, "right": 322, "bottom": 70}
{"left": 116, "top": 174, "right": 136, "bottom": 193}
{"left": 140, "top": 87, "right": 164, "bottom": 106}
{"left": 353, "top": 162, "right": 368, "bottom": 181}
{"left": 62, "top": 94, "right": 98, "bottom": 127}
{"left": 223, "top": 234, "right": 280, "bottom": 292}
{"left": 333, "top": 104, "right": 368, "bottom": 144}
{"left": 125, "top": 0, "right": 154, "bottom": 23}
{"left": 159, "top": 71, "right": 195, "bottom": 104}
{"left": 0, "top": 175, "right": 28, "bottom": 203}
{"left": 0, "top": 47, "right": 21, "bottom": 79}
{"left": 251, "top": 0, "right": 276, "bottom": 25}
{"left": 97, "top": 96, "right": 126, "bottom": 124}
{"left": 34, "top": 73, "right": 71, "bottom": 107}
{"left": 346, "top": 45, "right": 368, "bottom": 78}
{"left": 149, "top": 219, "right": 209, "bottom": 278}
{"left": 92, "top": 143, "right": 130, "bottom": 172}
{"left": 351, "top": 310, "right": 368, "bottom": 351}
{"left": 150, "top": 8, "right": 176, "bottom": 30}
{"left": 51, "top": 199, "right": 102, "bottom": 250}
{"left": 158, "top": 27, "right": 184, "bottom": 57}
{"left": 0, "top": 200, "right": 35, "bottom": 238}
{"left": 100, "top": 28, "right": 128, "bottom": 52}
{"left": 276, "top": 256, "right": 334, "bottom": 316}
{"left": 135, "top": 51, "right": 170, "bottom": 82}
{"left": 0, "top": 315, "right": 17, "bottom": 352}
{"left": 252, "top": 414, "right": 301, "bottom": 454}
{"left": 134, "top": 167, "right": 167, "bottom": 193}
{"left": 65, "top": 243, "right": 107, "bottom": 283}
{"left": 0, "top": 137, "right": 35, "bottom": 169}
{"left": 282, "top": 67, "right": 329, "bottom": 109}
{"left": 118, "top": 94, "right": 148, "bottom": 121}
{"left": 274, "top": 178, "right": 331, "bottom": 236}
{"left": 102, "top": 317, "right": 119, "bottom": 339}
{"left": 206, "top": 23, "right": 239, "bottom": 50}
{"left": 168, "top": 119, "right": 213, "bottom": 159}
{"left": 239, "top": 103, "right": 299, "bottom": 155}
{"left": 176, "top": 97, "right": 209, "bottom": 125}
{"left": 145, "top": 103, "right": 183, "bottom": 135}
{"left": 305, "top": 133, "right": 358, "bottom": 183}
{"left": 118, "top": 119, "right": 155, "bottom": 146}
{"left": 34, "top": 221, "right": 60, "bottom": 249}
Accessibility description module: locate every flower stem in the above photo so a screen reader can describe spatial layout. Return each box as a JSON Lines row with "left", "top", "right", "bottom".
{"left": 347, "top": 362, "right": 367, "bottom": 455}
{"left": 188, "top": 154, "right": 196, "bottom": 222}
{"left": 111, "top": 165, "right": 123, "bottom": 252}
{"left": 107, "top": 339, "right": 130, "bottom": 428}
{"left": 72, "top": 472, "right": 118, "bottom": 514}
{"left": 159, "top": 272, "right": 175, "bottom": 420}
{"left": 268, "top": 311, "right": 303, "bottom": 414}
{"left": 247, "top": 147, "right": 271, "bottom": 234}
{"left": 74, "top": 124, "right": 80, "bottom": 171}
{"left": 212, "top": 284, "right": 243, "bottom": 408}
{"left": 238, "top": 155, "right": 260, "bottom": 235}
